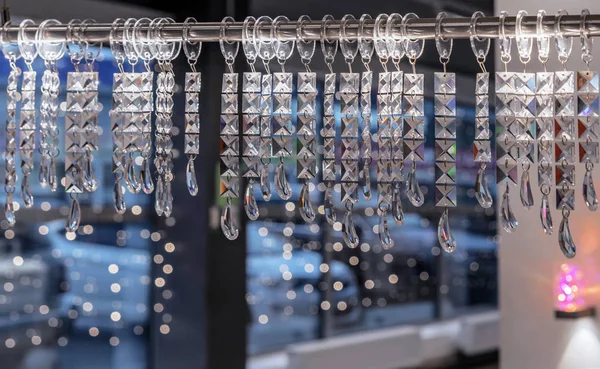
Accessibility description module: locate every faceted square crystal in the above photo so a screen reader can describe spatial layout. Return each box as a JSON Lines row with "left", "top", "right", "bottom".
{"left": 273, "top": 116, "right": 294, "bottom": 136}
{"left": 298, "top": 72, "right": 317, "bottom": 93}
{"left": 324, "top": 73, "right": 336, "bottom": 94}
{"left": 21, "top": 71, "right": 36, "bottom": 91}
{"left": 340, "top": 94, "right": 358, "bottom": 116}
{"left": 378, "top": 72, "right": 391, "bottom": 94}
{"left": 580, "top": 142, "right": 600, "bottom": 163}
{"left": 536, "top": 95, "right": 554, "bottom": 117}
{"left": 390, "top": 71, "right": 403, "bottom": 93}
{"left": 7, "top": 70, "right": 18, "bottom": 91}
{"left": 340, "top": 73, "right": 359, "bottom": 93}
{"left": 323, "top": 138, "right": 336, "bottom": 159}
{"left": 242, "top": 157, "right": 260, "bottom": 178}
{"left": 476, "top": 118, "right": 490, "bottom": 140}
{"left": 556, "top": 186, "right": 575, "bottom": 211}
{"left": 476, "top": 95, "right": 489, "bottom": 117}
{"left": 261, "top": 74, "right": 272, "bottom": 95}
{"left": 297, "top": 158, "right": 317, "bottom": 179}
{"left": 555, "top": 71, "right": 575, "bottom": 94}
{"left": 473, "top": 141, "right": 492, "bottom": 162}
{"left": 242, "top": 136, "right": 260, "bottom": 156}
{"left": 242, "top": 72, "right": 261, "bottom": 93}
{"left": 322, "top": 159, "right": 336, "bottom": 181}
{"left": 66, "top": 92, "right": 99, "bottom": 112}
{"left": 555, "top": 94, "right": 575, "bottom": 117}
{"left": 435, "top": 140, "right": 457, "bottom": 162}
{"left": 273, "top": 73, "right": 293, "bottom": 93}
{"left": 377, "top": 94, "right": 390, "bottom": 116}
{"left": 511, "top": 95, "right": 536, "bottom": 118}
{"left": 555, "top": 140, "right": 576, "bottom": 163}
{"left": 578, "top": 71, "right": 599, "bottom": 93}
{"left": 221, "top": 94, "right": 238, "bottom": 114}
{"left": 435, "top": 162, "right": 456, "bottom": 184}
{"left": 186, "top": 92, "right": 200, "bottom": 112}
{"left": 537, "top": 72, "right": 554, "bottom": 95}
{"left": 297, "top": 116, "right": 316, "bottom": 137}
{"left": 341, "top": 117, "right": 358, "bottom": 138}
{"left": 185, "top": 72, "right": 202, "bottom": 92}
{"left": 435, "top": 184, "right": 457, "bottom": 207}
{"left": 578, "top": 117, "right": 600, "bottom": 140}
{"left": 361, "top": 93, "right": 372, "bottom": 117}
{"left": 323, "top": 95, "right": 335, "bottom": 116}
{"left": 67, "top": 72, "right": 98, "bottom": 91}
{"left": 577, "top": 94, "right": 599, "bottom": 117}
{"left": 298, "top": 93, "right": 317, "bottom": 115}
{"left": 476, "top": 73, "right": 489, "bottom": 95}
{"left": 361, "top": 71, "right": 373, "bottom": 93}
{"left": 185, "top": 114, "right": 200, "bottom": 134}
{"left": 404, "top": 138, "right": 425, "bottom": 161}
{"left": 7, "top": 91, "right": 20, "bottom": 110}
{"left": 242, "top": 93, "right": 260, "bottom": 114}
{"left": 495, "top": 93, "right": 513, "bottom": 117}
{"left": 495, "top": 72, "right": 515, "bottom": 94}
{"left": 273, "top": 94, "right": 292, "bottom": 115}
{"left": 496, "top": 158, "right": 517, "bottom": 185}
{"left": 219, "top": 177, "right": 239, "bottom": 198}
{"left": 322, "top": 116, "right": 336, "bottom": 137}
{"left": 434, "top": 95, "right": 456, "bottom": 116}
{"left": 260, "top": 117, "right": 272, "bottom": 137}
{"left": 404, "top": 73, "right": 424, "bottom": 95}
{"left": 404, "top": 95, "right": 424, "bottom": 116}
{"left": 220, "top": 114, "right": 239, "bottom": 135}
{"left": 434, "top": 72, "right": 456, "bottom": 94}
{"left": 514, "top": 73, "right": 536, "bottom": 95}
{"left": 377, "top": 116, "right": 392, "bottom": 138}
{"left": 435, "top": 117, "right": 456, "bottom": 139}
{"left": 222, "top": 73, "right": 238, "bottom": 93}
{"left": 260, "top": 95, "right": 272, "bottom": 115}
{"left": 259, "top": 137, "right": 272, "bottom": 158}
{"left": 242, "top": 115, "right": 260, "bottom": 135}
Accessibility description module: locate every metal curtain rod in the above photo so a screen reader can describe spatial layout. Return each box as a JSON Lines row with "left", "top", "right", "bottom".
{"left": 3, "top": 14, "right": 600, "bottom": 44}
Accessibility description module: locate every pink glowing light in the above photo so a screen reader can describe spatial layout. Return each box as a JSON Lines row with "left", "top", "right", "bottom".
{"left": 556, "top": 264, "right": 584, "bottom": 312}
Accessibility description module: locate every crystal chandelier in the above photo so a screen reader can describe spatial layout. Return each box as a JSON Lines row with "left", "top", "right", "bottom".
{"left": 0, "top": 10, "right": 597, "bottom": 258}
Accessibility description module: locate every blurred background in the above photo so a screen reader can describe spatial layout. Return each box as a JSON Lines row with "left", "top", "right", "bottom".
{"left": 0, "top": 0, "right": 499, "bottom": 368}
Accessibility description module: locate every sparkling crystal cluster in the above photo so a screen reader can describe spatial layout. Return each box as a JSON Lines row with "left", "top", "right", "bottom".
{"left": 340, "top": 72, "right": 360, "bottom": 204}
{"left": 403, "top": 73, "right": 424, "bottom": 164}
{"left": 40, "top": 68, "right": 61, "bottom": 190}
{"left": 360, "top": 71, "right": 373, "bottom": 199}
{"left": 376, "top": 72, "right": 400, "bottom": 205}
{"left": 577, "top": 71, "right": 599, "bottom": 167}
{"left": 259, "top": 74, "right": 273, "bottom": 167}
{"left": 241, "top": 72, "right": 260, "bottom": 179}
{"left": 272, "top": 72, "right": 293, "bottom": 161}
{"left": 185, "top": 72, "right": 201, "bottom": 156}
{"left": 496, "top": 72, "right": 518, "bottom": 187}
{"left": 537, "top": 72, "right": 554, "bottom": 196}
{"left": 474, "top": 73, "right": 491, "bottom": 164}
{"left": 297, "top": 72, "right": 317, "bottom": 179}
{"left": 322, "top": 73, "right": 336, "bottom": 186}
{"left": 434, "top": 72, "right": 457, "bottom": 207}
{"left": 19, "top": 70, "right": 35, "bottom": 209}
{"left": 220, "top": 72, "right": 240, "bottom": 198}
{"left": 65, "top": 71, "right": 100, "bottom": 193}
{"left": 155, "top": 70, "right": 176, "bottom": 216}
{"left": 5, "top": 68, "right": 21, "bottom": 226}
{"left": 555, "top": 71, "right": 576, "bottom": 211}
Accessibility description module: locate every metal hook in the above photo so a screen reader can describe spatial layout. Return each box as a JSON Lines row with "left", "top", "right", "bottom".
{"left": 273, "top": 15, "right": 294, "bottom": 70}
{"left": 109, "top": 18, "right": 125, "bottom": 72}
{"left": 555, "top": 9, "right": 573, "bottom": 68}
{"left": 402, "top": 13, "right": 424, "bottom": 71}
{"left": 320, "top": 14, "right": 337, "bottom": 73}
{"left": 358, "top": 14, "right": 374, "bottom": 70}
{"left": 469, "top": 11, "right": 489, "bottom": 73}
{"left": 515, "top": 10, "right": 532, "bottom": 67}
{"left": 254, "top": 16, "right": 275, "bottom": 73}
{"left": 536, "top": 10, "right": 550, "bottom": 70}
{"left": 183, "top": 17, "right": 202, "bottom": 72}
{"left": 219, "top": 16, "right": 239, "bottom": 72}
{"left": 241, "top": 16, "right": 257, "bottom": 71}
{"left": 36, "top": 19, "right": 65, "bottom": 63}
{"left": 296, "top": 15, "right": 315, "bottom": 71}
{"left": 0, "top": 19, "right": 20, "bottom": 62}
{"left": 580, "top": 9, "right": 593, "bottom": 68}
{"left": 435, "top": 12, "right": 452, "bottom": 73}
{"left": 498, "top": 11, "right": 511, "bottom": 70}
{"left": 81, "top": 19, "right": 102, "bottom": 70}
{"left": 374, "top": 13, "right": 390, "bottom": 70}
{"left": 339, "top": 14, "right": 358, "bottom": 71}
{"left": 386, "top": 13, "right": 404, "bottom": 69}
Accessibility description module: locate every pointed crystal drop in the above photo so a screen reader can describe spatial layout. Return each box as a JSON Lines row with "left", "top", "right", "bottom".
{"left": 275, "top": 160, "right": 292, "bottom": 200}
{"left": 83, "top": 152, "right": 98, "bottom": 192}
{"left": 392, "top": 187, "right": 404, "bottom": 226}
{"left": 221, "top": 203, "right": 239, "bottom": 240}
{"left": 558, "top": 216, "right": 577, "bottom": 259}
{"left": 501, "top": 186, "right": 518, "bottom": 233}
{"left": 141, "top": 157, "right": 154, "bottom": 194}
{"left": 186, "top": 158, "right": 199, "bottom": 196}
{"left": 65, "top": 196, "right": 81, "bottom": 232}
{"left": 125, "top": 157, "right": 141, "bottom": 194}
{"left": 260, "top": 164, "right": 272, "bottom": 201}
{"left": 244, "top": 180, "right": 260, "bottom": 220}
{"left": 437, "top": 208, "right": 456, "bottom": 253}
{"left": 155, "top": 177, "right": 164, "bottom": 216}
{"left": 406, "top": 162, "right": 424, "bottom": 207}
{"left": 519, "top": 169, "right": 534, "bottom": 209}
{"left": 583, "top": 170, "right": 598, "bottom": 211}
{"left": 378, "top": 209, "right": 394, "bottom": 248}
{"left": 5, "top": 193, "right": 15, "bottom": 227}
{"left": 298, "top": 181, "right": 315, "bottom": 223}
{"left": 39, "top": 156, "right": 48, "bottom": 188}
{"left": 21, "top": 174, "right": 33, "bottom": 208}
{"left": 163, "top": 181, "right": 173, "bottom": 217}
{"left": 49, "top": 156, "right": 57, "bottom": 192}
{"left": 540, "top": 194, "right": 554, "bottom": 235}
{"left": 362, "top": 165, "right": 372, "bottom": 201}
{"left": 324, "top": 184, "right": 336, "bottom": 225}
{"left": 475, "top": 165, "right": 493, "bottom": 209}
{"left": 342, "top": 209, "right": 360, "bottom": 248}
{"left": 113, "top": 176, "right": 126, "bottom": 214}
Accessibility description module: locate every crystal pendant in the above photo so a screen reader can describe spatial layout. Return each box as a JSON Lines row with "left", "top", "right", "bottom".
{"left": 186, "top": 158, "right": 199, "bottom": 196}
{"left": 141, "top": 157, "right": 154, "bottom": 194}
{"left": 558, "top": 214, "right": 576, "bottom": 259}
{"left": 583, "top": 169, "right": 598, "bottom": 211}
{"left": 113, "top": 175, "right": 126, "bottom": 214}
{"left": 65, "top": 195, "right": 81, "bottom": 232}
{"left": 244, "top": 180, "right": 259, "bottom": 220}
{"left": 475, "top": 164, "right": 493, "bottom": 209}
{"left": 83, "top": 151, "right": 98, "bottom": 192}
{"left": 392, "top": 185, "right": 404, "bottom": 226}
{"left": 378, "top": 207, "right": 394, "bottom": 248}
{"left": 125, "top": 156, "right": 141, "bottom": 194}
{"left": 540, "top": 194, "right": 553, "bottom": 235}
{"left": 49, "top": 156, "right": 57, "bottom": 192}
{"left": 221, "top": 199, "right": 239, "bottom": 240}
{"left": 39, "top": 155, "right": 49, "bottom": 188}
{"left": 155, "top": 177, "right": 164, "bottom": 216}
{"left": 298, "top": 181, "right": 315, "bottom": 223}
{"left": 324, "top": 183, "right": 336, "bottom": 225}
{"left": 362, "top": 164, "right": 372, "bottom": 201}
{"left": 406, "top": 162, "right": 424, "bottom": 207}
{"left": 519, "top": 169, "right": 534, "bottom": 209}
{"left": 5, "top": 193, "right": 15, "bottom": 227}
{"left": 437, "top": 208, "right": 456, "bottom": 253}
{"left": 260, "top": 164, "right": 271, "bottom": 201}
{"left": 275, "top": 159, "right": 292, "bottom": 200}
{"left": 163, "top": 181, "right": 173, "bottom": 217}
{"left": 501, "top": 185, "right": 518, "bottom": 233}
{"left": 342, "top": 203, "right": 359, "bottom": 248}
{"left": 21, "top": 174, "right": 33, "bottom": 208}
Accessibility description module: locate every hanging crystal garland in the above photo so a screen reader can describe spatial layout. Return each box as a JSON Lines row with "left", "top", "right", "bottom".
{"left": 470, "top": 12, "right": 493, "bottom": 209}
{"left": 183, "top": 17, "right": 202, "bottom": 197}
{"left": 295, "top": 15, "right": 317, "bottom": 223}
{"left": 358, "top": 14, "right": 373, "bottom": 204}
{"left": 219, "top": 17, "right": 240, "bottom": 240}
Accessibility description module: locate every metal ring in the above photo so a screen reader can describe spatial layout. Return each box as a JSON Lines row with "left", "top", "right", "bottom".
{"left": 122, "top": 18, "right": 139, "bottom": 64}
{"left": 469, "top": 12, "right": 490, "bottom": 62}
{"left": 242, "top": 16, "right": 257, "bottom": 65}
{"left": 296, "top": 15, "right": 315, "bottom": 64}
{"left": 152, "top": 18, "right": 181, "bottom": 62}
{"left": 374, "top": 13, "right": 390, "bottom": 62}
{"left": 66, "top": 19, "right": 85, "bottom": 64}
{"left": 18, "top": 19, "right": 38, "bottom": 65}
{"left": 402, "top": 13, "right": 424, "bottom": 61}
{"left": 435, "top": 12, "right": 452, "bottom": 61}
{"left": 109, "top": 18, "right": 126, "bottom": 66}
{"left": 386, "top": 13, "right": 405, "bottom": 63}
{"left": 132, "top": 18, "right": 157, "bottom": 62}
{"left": 498, "top": 11, "right": 512, "bottom": 64}
{"left": 320, "top": 14, "right": 337, "bottom": 64}
{"left": 219, "top": 16, "right": 239, "bottom": 64}
{"left": 580, "top": 9, "right": 593, "bottom": 65}
{"left": 254, "top": 16, "right": 275, "bottom": 62}
{"left": 81, "top": 19, "right": 103, "bottom": 65}
{"left": 183, "top": 17, "right": 202, "bottom": 63}
{"left": 273, "top": 15, "right": 294, "bottom": 64}
{"left": 536, "top": 10, "right": 550, "bottom": 64}
{"left": 0, "top": 21, "right": 21, "bottom": 61}
{"left": 515, "top": 10, "right": 532, "bottom": 64}
{"left": 36, "top": 19, "right": 66, "bottom": 61}
{"left": 358, "top": 14, "right": 374, "bottom": 65}
{"left": 555, "top": 9, "right": 573, "bottom": 64}
{"left": 340, "top": 14, "right": 358, "bottom": 64}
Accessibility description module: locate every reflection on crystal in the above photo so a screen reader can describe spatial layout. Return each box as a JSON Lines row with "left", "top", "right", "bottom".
{"left": 501, "top": 185, "right": 518, "bottom": 233}
{"left": 583, "top": 169, "right": 598, "bottom": 211}
{"left": 519, "top": 169, "right": 534, "bottom": 209}
{"left": 540, "top": 194, "right": 553, "bottom": 235}
{"left": 437, "top": 208, "right": 456, "bottom": 253}
{"left": 559, "top": 215, "right": 576, "bottom": 259}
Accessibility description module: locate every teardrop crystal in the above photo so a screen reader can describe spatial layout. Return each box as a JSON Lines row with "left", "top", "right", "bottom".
{"left": 21, "top": 174, "right": 33, "bottom": 208}
{"left": 113, "top": 176, "right": 126, "bottom": 214}
{"left": 342, "top": 208, "right": 359, "bottom": 248}
{"left": 155, "top": 177, "right": 165, "bottom": 216}
{"left": 406, "top": 162, "right": 424, "bottom": 207}
{"left": 244, "top": 180, "right": 260, "bottom": 220}
{"left": 5, "top": 193, "right": 15, "bottom": 227}
{"left": 501, "top": 186, "right": 518, "bottom": 233}
{"left": 125, "top": 157, "right": 142, "bottom": 194}
{"left": 392, "top": 187, "right": 404, "bottom": 226}
{"left": 324, "top": 184, "right": 336, "bottom": 225}
{"left": 298, "top": 181, "right": 315, "bottom": 223}
{"left": 519, "top": 169, "right": 534, "bottom": 209}
{"left": 141, "top": 157, "right": 154, "bottom": 194}
{"left": 540, "top": 194, "right": 553, "bottom": 235}
{"left": 558, "top": 216, "right": 576, "bottom": 259}
{"left": 221, "top": 203, "right": 239, "bottom": 240}
{"left": 83, "top": 151, "right": 98, "bottom": 192}
{"left": 186, "top": 158, "right": 199, "bottom": 196}
{"left": 260, "top": 164, "right": 271, "bottom": 201}
{"left": 163, "top": 181, "right": 173, "bottom": 217}
{"left": 275, "top": 160, "right": 292, "bottom": 200}
{"left": 475, "top": 165, "right": 493, "bottom": 209}
{"left": 583, "top": 170, "right": 598, "bottom": 211}
{"left": 39, "top": 155, "right": 49, "bottom": 188}
{"left": 65, "top": 196, "right": 81, "bottom": 232}
{"left": 378, "top": 209, "right": 394, "bottom": 248}
{"left": 49, "top": 156, "right": 57, "bottom": 192}
{"left": 362, "top": 165, "right": 372, "bottom": 201}
{"left": 437, "top": 208, "right": 456, "bottom": 253}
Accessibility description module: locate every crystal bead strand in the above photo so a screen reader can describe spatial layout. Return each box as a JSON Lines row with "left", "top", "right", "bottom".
{"left": 295, "top": 15, "right": 317, "bottom": 223}
{"left": 219, "top": 17, "right": 241, "bottom": 240}
{"left": 182, "top": 18, "right": 202, "bottom": 197}
{"left": 272, "top": 73, "right": 294, "bottom": 201}
{"left": 4, "top": 65, "right": 19, "bottom": 227}
{"left": 358, "top": 14, "right": 374, "bottom": 204}
{"left": 433, "top": 13, "right": 457, "bottom": 253}
{"left": 19, "top": 67, "right": 35, "bottom": 211}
